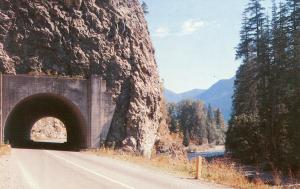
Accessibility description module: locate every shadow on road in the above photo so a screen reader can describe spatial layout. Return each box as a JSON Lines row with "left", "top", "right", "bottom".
{"left": 10, "top": 140, "right": 81, "bottom": 152}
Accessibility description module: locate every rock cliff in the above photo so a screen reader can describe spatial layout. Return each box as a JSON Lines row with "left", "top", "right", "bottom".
{"left": 0, "top": 0, "right": 161, "bottom": 157}
{"left": 31, "top": 117, "right": 67, "bottom": 141}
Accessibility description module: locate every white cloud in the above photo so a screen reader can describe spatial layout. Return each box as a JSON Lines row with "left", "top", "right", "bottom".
{"left": 180, "top": 19, "right": 205, "bottom": 35}
{"left": 153, "top": 26, "right": 170, "bottom": 38}
{"left": 153, "top": 20, "right": 206, "bottom": 38}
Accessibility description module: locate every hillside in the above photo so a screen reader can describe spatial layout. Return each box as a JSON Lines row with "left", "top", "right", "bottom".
{"left": 164, "top": 77, "right": 234, "bottom": 121}
{"left": 164, "top": 89, "right": 205, "bottom": 103}
{"left": 196, "top": 77, "right": 234, "bottom": 121}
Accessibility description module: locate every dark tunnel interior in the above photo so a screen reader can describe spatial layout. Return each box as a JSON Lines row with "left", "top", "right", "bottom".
{"left": 4, "top": 93, "right": 87, "bottom": 150}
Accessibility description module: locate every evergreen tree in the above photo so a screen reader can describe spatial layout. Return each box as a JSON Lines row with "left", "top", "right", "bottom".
{"left": 168, "top": 100, "right": 226, "bottom": 146}
{"left": 227, "top": 0, "right": 300, "bottom": 173}
{"left": 206, "top": 104, "right": 217, "bottom": 144}
{"left": 285, "top": 0, "right": 300, "bottom": 172}
{"left": 168, "top": 103, "right": 179, "bottom": 133}
{"left": 214, "top": 108, "right": 226, "bottom": 129}
{"left": 207, "top": 104, "right": 214, "bottom": 122}
{"left": 183, "top": 127, "right": 190, "bottom": 146}
{"left": 141, "top": 1, "right": 149, "bottom": 14}
{"left": 268, "top": 1, "right": 292, "bottom": 169}
{"left": 227, "top": 0, "right": 268, "bottom": 163}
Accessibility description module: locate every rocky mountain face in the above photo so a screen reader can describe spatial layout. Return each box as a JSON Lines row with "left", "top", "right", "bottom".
{"left": 31, "top": 117, "right": 67, "bottom": 141}
{"left": 0, "top": 0, "right": 161, "bottom": 157}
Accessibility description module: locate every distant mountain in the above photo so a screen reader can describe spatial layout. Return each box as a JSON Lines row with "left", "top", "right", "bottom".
{"left": 164, "top": 89, "right": 205, "bottom": 103}
{"left": 164, "top": 89, "right": 181, "bottom": 103}
{"left": 196, "top": 77, "right": 235, "bottom": 121}
{"left": 164, "top": 77, "right": 235, "bottom": 121}
{"left": 180, "top": 89, "right": 206, "bottom": 100}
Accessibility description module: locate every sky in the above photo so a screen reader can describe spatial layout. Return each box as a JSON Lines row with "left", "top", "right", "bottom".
{"left": 142, "top": 0, "right": 272, "bottom": 93}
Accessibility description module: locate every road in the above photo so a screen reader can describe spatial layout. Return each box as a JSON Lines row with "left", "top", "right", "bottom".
{"left": 0, "top": 148, "right": 231, "bottom": 189}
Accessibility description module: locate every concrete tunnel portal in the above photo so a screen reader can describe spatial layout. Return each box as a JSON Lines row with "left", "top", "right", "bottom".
{"left": 4, "top": 93, "right": 87, "bottom": 149}
{"left": 0, "top": 74, "right": 116, "bottom": 150}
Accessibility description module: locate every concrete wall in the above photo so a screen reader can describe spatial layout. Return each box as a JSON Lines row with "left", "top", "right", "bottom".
{"left": 0, "top": 74, "right": 115, "bottom": 148}
{"left": 89, "top": 76, "right": 115, "bottom": 148}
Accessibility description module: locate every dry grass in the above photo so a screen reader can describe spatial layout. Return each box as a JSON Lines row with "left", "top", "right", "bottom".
{"left": 0, "top": 144, "right": 11, "bottom": 156}
{"left": 85, "top": 148, "right": 195, "bottom": 177}
{"left": 85, "top": 148, "right": 274, "bottom": 189}
{"left": 201, "top": 159, "right": 272, "bottom": 189}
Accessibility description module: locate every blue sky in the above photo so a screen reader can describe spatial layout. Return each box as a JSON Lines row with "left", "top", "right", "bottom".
{"left": 142, "top": 0, "right": 272, "bottom": 93}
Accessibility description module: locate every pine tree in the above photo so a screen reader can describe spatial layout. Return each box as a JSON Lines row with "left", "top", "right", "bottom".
{"left": 206, "top": 104, "right": 213, "bottom": 121}
{"left": 141, "top": 1, "right": 149, "bottom": 14}
{"left": 227, "top": 0, "right": 300, "bottom": 172}
{"left": 267, "top": 1, "right": 292, "bottom": 169}
{"left": 183, "top": 127, "right": 190, "bottom": 146}
{"left": 227, "top": 0, "right": 268, "bottom": 163}
{"left": 285, "top": 0, "right": 300, "bottom": 172}
{"left": 233, "top": 0, "right": 268, "bottom": 115}
{"left": 169, "top": 100, "right": 226, "bottom": 146}
{"left": 214, "top": 108, "right": 225, "bottom": 129}
{"left": 168, "top": 103, "right": 179, "bottom": 133}
{"left": 206, "top": 104, "right": 217, "bottom": 144}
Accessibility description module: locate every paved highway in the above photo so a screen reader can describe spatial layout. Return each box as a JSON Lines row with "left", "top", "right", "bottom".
{"left": 0, "top": 148, "right": 231, "bottom": 189}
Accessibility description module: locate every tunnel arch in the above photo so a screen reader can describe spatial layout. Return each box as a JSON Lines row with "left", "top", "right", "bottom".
{"left": 4, "top": 93, "right": 87, "bottom": 149}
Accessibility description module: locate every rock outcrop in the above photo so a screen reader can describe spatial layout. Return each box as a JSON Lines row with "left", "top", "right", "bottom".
{"left": 31, "top": 117, "right": 67, "bottom": 141}
{"left": 0, "top": 0, "right": 161, "bottom": 157}
{"left": 153, "top": 96, "right": 187, "bottom": 160}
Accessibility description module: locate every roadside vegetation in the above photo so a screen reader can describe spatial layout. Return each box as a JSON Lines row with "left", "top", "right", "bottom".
{"left": 202, "top": 159, "right": 271, "bottom": 189}
{"left": 86, "top": 148, "right": 272, "bottom": 189}
{"left": 167, "top": 100, "right": 227, "bottom": 147}
{"left": 227, "top": 0, "right": 300, "bottom": 175}
{"left": 132, "top": 88, "right": 273, "bottom": 188}
{"left": 0, "top": 144, "right": 11, "bottom": 156}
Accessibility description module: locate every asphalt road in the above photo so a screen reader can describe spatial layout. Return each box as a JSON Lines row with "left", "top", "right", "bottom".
{"left": 0, "top": 148, "right": 231, "bottom": 189}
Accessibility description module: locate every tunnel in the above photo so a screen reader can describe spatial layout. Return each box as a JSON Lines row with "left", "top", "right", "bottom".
{"left": 4, "top": 93, "right": 87, "bottom": 150}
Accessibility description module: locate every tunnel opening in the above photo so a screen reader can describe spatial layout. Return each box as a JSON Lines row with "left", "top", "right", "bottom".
{"left": 4, "top": 93, "right": 87, "bottom": 150}
{"left": 30, "top": 117, "right": 67, "bottom": 144}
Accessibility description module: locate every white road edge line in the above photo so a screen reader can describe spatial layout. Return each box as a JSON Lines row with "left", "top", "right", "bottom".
{"left": 45, "top": 150, "right": 136, "bottom": 189}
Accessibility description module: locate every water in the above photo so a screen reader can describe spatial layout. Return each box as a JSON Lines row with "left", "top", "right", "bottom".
{"left": 188, "top": 150, "right": 225, "bottom": 160}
